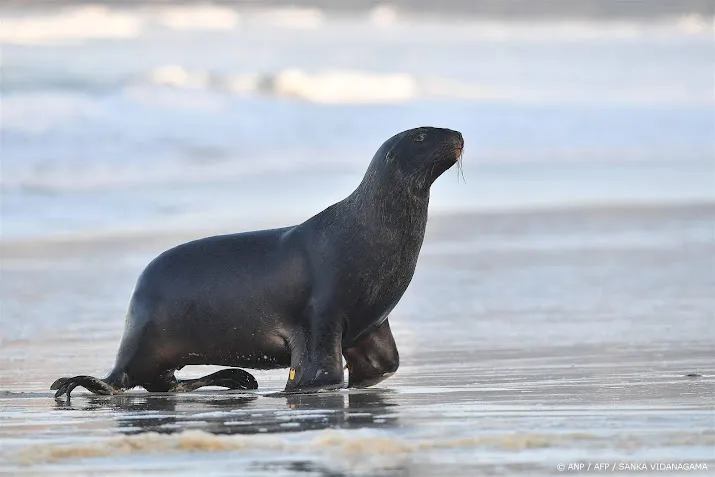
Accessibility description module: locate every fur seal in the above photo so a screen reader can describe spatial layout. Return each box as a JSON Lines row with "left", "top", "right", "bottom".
{"left": 51, "top": 126, "right": 464, "bottom": 399}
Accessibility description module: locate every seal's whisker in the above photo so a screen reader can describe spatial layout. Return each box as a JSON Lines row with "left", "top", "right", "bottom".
{"left": 457, "top": 150, "right": 466, "bottom": 184}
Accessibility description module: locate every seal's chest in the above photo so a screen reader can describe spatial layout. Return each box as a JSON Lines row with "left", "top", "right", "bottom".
{"left": 357, "top": 243, "right": 421, "bottom": 308}
{"left": 343, "top": 259, "right": 415, "bottom": 341}
{"left": 337, "top": 212, "right": 426, "bottom": 314}
{"left": 367, "top": 222, "right": 424, "bottom": 290}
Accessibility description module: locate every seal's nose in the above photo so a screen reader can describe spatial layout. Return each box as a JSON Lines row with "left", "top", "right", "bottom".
{"left": 450, "top": 130, "right": 464, "bottom": 152}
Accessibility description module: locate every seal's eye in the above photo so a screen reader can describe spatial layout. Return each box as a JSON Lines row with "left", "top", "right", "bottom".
{"left": 413, "top": 133, "right": 426, "bottom": 142}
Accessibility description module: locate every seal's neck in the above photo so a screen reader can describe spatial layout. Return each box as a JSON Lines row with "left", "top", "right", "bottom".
{"left": 349, "top": 167, "right": 430, "bottom": 229}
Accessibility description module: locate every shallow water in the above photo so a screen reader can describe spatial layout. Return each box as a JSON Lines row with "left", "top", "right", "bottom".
{"left": 1, "top": 205, "right": 714, "bottom": 475}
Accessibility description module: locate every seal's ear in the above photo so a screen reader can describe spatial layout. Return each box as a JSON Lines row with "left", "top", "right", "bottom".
{"left": 386, "top": 148, "right": 396, "bottom": 163}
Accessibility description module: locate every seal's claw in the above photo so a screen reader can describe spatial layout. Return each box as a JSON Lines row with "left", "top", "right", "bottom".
{"left": 51, "top": 375, "right": 117, "bottom": 399}
{"left": 54, "top": 381, "right": 78, "bottom": 399}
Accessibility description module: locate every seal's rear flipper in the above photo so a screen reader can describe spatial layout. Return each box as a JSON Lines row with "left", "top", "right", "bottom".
{"left": 171, "top": 368, "right": 258, "bottom": 392}
{"left": 51, "top": 375, "right": 120, "bottom": 400}
{"left": 344, "top": 319, "right": 399, "bottom": 388}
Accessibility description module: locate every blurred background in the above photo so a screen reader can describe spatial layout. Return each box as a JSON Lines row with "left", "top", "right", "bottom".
{"left": 2, "top": 3, "right": 714, "bottom": 475}
{"left": 2, "top": 0, "right": 713, "bottom": 239}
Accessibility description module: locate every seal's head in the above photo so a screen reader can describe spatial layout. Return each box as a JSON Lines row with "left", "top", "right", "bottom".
{"left": 366, "top": 127, "right": 464, "bottom": 192}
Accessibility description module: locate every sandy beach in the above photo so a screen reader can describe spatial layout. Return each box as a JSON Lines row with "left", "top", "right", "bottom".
{"left": 1, "top": 204, "right": 713, "bottom": 476}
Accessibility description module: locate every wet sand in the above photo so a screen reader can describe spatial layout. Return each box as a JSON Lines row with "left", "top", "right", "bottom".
{"left": 1, "top": 204, "right": 714, "bottom": 476}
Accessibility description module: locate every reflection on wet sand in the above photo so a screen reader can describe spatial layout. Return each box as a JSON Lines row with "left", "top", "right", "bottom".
{"left": 250, "top": 459, "right": 405, "bottom": 477}
{"left": 43, "top": 390, "right": 408, "bottom": 476}
{"left": 53, "top": 389, "right": 399, "bottom": 436}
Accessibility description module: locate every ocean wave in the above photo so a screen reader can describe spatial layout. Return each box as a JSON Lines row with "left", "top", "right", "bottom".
{"left": 8, "top": 428, "right": 601, "bottom": 467}
{"left": 0, "top": 5, "right": 711, "bottom": 46}
{"left": 250, "top": 7, "right": 325, "bottom": 29}
{"left": 152, "top": 4, "right": 240, "bottom": 31}
{"left": 450, "top": 16, "right": 714, "bottom": 40}
{"left": 6, "top": 56, "right": 712, "bottom": 107}
{"left": 270, "top": 69, "right": 418, "bottom": 104}
{"left": 5, "top": 65, "right": 710, "bottom": 108}
{"left": 143, "top": 66, "right": 418, "bottom": 103}
{"left": 369, "top": 5, "right": 399, "bottom": 27}
{"left": 0, "top": 5, "right": 323, "bottom": 45}
{"left": 0, "top": 6, "right": 142, "bottom": 45}
{"left": 146, "top": 66, "right": 215, "bottom": 90}
{"left": 10, "top": 428, "right": 713, "bottom": 468}
{"left": 140, "top": 66, "right": 501, "bottom": 104}
{"left": 138, "top": 66, "right": 715, "bottom": 106}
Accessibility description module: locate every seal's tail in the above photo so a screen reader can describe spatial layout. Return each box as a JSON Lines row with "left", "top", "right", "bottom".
{"left": 51, "top": 369, "right": 128, "bottom": 400}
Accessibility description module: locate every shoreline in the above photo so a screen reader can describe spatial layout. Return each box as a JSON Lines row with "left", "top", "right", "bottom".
{"left": 1, "top": 0, "right": 713, "bottom": 20}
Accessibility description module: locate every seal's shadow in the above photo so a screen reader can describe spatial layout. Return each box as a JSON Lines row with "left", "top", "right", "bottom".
{"left": 55, "top": 389, "right": 399, "bottom": 435}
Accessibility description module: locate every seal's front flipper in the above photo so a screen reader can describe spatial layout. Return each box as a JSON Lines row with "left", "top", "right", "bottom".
{"left": 283, "top": 366, "right": 344, "bottom": 394}
{"left": 51, "top": 375, "right": 119, "bottom": 400}
{"left": 284, "top": 316, "right": 344, "bottom": 394}
{"left": 171, "top": 368, "right": 258, "bottom": 392}
{"left": 343, "top": 319, "right": 399, "bottom": 388}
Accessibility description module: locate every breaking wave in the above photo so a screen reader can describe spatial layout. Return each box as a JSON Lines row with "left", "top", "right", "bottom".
{"left": 9, "top": 64, "right": 704, "bottom": 107}
{"left": 1, "top": 66, "right": 503, "bottom": 110}
{"left": 9, "top": 427, "right": 714, "bottom": 469}
{"left": 139, "top": 65, "right": 522, "bottom": 104}
{"left": 0, "top": 5, "right": 331, "bottom": 45}
{"left": 0, "top": 6, "right": 142, "bottom": 45}
{"left": 145, "top": 67, "right": 428, "bottom": 104}
{"left": 9, "top": 428, "right": 597, "bottom": 466}
{"left": 155, "top": 4, "right": 240, "bottom": 31}
{"left": 0, "top": 5, "right": 712, "bottom": 45}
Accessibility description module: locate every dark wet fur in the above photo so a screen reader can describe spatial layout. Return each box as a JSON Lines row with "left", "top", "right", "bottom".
{"left": 51, "top": 127, "right": 463, "bottom": 400}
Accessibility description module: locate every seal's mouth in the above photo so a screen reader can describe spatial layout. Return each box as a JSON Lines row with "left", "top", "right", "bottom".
{"left": 451, "top": 132, "right": 465, "bottom": 182}
{"left": 451, "top": 132, "right": 464, "bottom": 159}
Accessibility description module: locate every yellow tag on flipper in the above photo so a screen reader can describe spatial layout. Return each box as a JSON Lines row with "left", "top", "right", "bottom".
{"left": 289, "top": 369, "right": 295, "bottom": 380}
